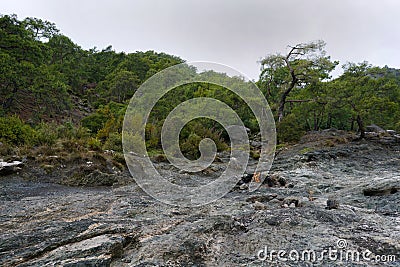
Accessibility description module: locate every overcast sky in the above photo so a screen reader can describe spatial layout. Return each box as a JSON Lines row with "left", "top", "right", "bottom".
{"left": 2, "top": 0, "right": 400, "bottom": 80}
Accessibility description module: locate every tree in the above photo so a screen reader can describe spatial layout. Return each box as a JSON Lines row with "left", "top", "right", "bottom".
{"left": 0, "top": 14, "right": 46, "bottom": 65}
{"left": 333, "top": 62, "right": 400, "bottom": 138}
{"left": 22, "top": 17, "right": 59, "bottom": 41}
{"left": 108, "top": 70, "right": 140, "bottom": 102}
{"left": 259, "top": 40, "right": 337, "bottom": 122}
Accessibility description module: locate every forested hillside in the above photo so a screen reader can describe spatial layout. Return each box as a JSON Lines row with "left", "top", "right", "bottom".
{"left": 1, "top": 14, "right": 399, "bottom": 157}
{"left": 258, "top": 41, "right": 400, "bottom": 142}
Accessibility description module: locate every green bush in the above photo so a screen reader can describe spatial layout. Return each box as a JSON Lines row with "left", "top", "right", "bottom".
{"left": 87, "top": 137, "right": 102, "bottom": 151}
{"left": 395, "top": 121, "right": 400, "bottom": 132}
{"left": 0, "top": 142, "right": 16, "bottom": 156}
{"left": 103, "top": 132, "right": 123, "bottom": 152}
{"left": 0, "top": 116, "right": 36, "bottom": 145}
{"left": 179, "top": 121, "right": 229, "bottom": 152}
{"left": 180, "top": 133, "right": 202, "bottom": 159}
{"left": 57, "top": 122, "right": 75, "bottom": 139}
{"left": 122, "top": 132, "right": 145, "bottom": 154}
{"left": 81, "top": 113, "right": 107, "bottom": 134}
{"left": 74, "top": 125, "right": 91, "bottom": 139}
{"left": 61, "top": 139, "right": 86, "bottom": 153}
{"left": 35, "top": 122, "right": 58, "bottom": 146}
{"left": 277, "top": 114, "right": 306, "bottom": 143}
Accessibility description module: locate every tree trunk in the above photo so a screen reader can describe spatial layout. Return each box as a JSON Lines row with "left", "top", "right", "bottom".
{"left": 326, "top": 113, "right": 332, "bottom": 129}
{"left": 356, "top": 114, "right": 365, "bottom": 139}
{"left": 277, "top": 54, "right": 299, "bottom": 122}
{"left": 350, "top": 118, "right": 355, "bottom": 131}
{"left": 277, "top": 79, "right": 297, "bottom": 122}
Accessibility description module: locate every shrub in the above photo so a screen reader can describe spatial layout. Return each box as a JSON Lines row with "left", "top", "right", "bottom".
{"left": 57, "top": 122, "right": 75, "bottom": 139}
{"left": 0, "top": 142, "right": 16, "bottom": 156}
{"left": 87, "top": 137, "right": 102, "bottom": 151}
{"left": 35, "top": 122, "right": 58, "bottom": 146}
{"left": 180, "top": 133, "right": 203, "bottom": 159}
{"left": 74, "top": 125, "right": 91, "bottom": 139}
{"left": 0, "top": 115, "right": 36, "bottom": 145}
{"left": 112, "top": 152, "right": 126, "bottom": 167}
{"left": 277, "top": 114, "right": 306, "bottom": 143}
{"left": 103, "top": 132, "right": 123, "bottom": 152}
{"left": 181, "top": 121, "right": 229, "bottom": 152}
{"left": 61, "top": 139, "right": 86, "bottom": 153}
{"left": 250, "top": 150, "right": 260, "bottom": 159}
{"left": 395, "top": 121, "right": 400, "bottom": 132}
{"left": 81, "top": 113, "right": 107, "bottom": 134}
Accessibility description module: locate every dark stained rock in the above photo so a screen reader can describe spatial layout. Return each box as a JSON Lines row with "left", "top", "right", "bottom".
{"left": 363, "top": 186, "right": 398, "bottom": 196}
{"left": 264, "top": 174, "right": 286, "bottom": 187}
{"left": 326, "top": 198, "right": 340, "bottom": 210}
{"left": 362, "top": 178, "right": 399, "bottom": 197}
{"left": 0, "top": 160, "right": 23, "bottom": 176}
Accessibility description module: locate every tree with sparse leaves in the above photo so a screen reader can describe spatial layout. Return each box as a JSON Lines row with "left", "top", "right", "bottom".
{"left": 259, "top": 40, "right": 337, "bottom": 122}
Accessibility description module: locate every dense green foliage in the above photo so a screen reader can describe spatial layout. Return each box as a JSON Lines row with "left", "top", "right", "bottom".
{"left": 1, "top": 15, "right": 399, "bottom": 157}
{"left": 259, "top": 42, "right": 400, "bottom": 142}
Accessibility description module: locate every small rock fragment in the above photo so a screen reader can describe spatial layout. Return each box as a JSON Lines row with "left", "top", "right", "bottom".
{"left": 239, "top": 184, "right": 248, "bottom": 190}
{"left": 326, "top": 199, "right": 339, "bottom": 210}
{"left": 282, "top": 197, "right": 301, "bottom": 208}
{"left": 253, "top": 201, "right": 267, "bottom": 210}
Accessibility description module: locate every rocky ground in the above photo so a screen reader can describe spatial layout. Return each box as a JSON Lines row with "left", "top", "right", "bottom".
{"left": 0, "top": 130, "right": 399, "bottom": 266}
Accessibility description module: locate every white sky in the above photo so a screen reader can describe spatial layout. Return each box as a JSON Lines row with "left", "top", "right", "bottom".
{"left": 1, "top": 0, "right": 400, "bottom": 80}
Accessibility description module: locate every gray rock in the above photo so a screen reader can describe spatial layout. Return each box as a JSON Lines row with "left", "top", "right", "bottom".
{"left": 366, "top": 124, "right": 386, "bottom": 133}
{"left": 0, "top": 160, "right": 23, "bottom": 176}
{"left": 24, "top": 234, "right": 126, "bottom": 266}
{"left": 253, "top": 201, "right": 268, "bottom": 210}
{"left": 250, "top": 140, "right": 262, "bottom": 148}
{"left": 264, "top": 174, "right": 287, "bottom": 187}
{"left": 1, "top": 132, "right": 400, "bottom": 266}
{"left": 363, "top": 179, "right": 399, "bottom": 196}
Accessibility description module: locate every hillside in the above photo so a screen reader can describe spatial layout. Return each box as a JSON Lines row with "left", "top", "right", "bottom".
{"left": 1, "top": 14, "right": 400, "bottom": 154}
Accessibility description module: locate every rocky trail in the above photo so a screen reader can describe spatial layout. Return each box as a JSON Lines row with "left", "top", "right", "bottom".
{"left": 0, "top": 131, "right": 399, "bottom": 266}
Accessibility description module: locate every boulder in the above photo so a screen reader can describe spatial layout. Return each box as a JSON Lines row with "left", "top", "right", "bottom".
{"left": 363, "top": 178, "right": 399, "bottom": 196}
{"left": 24, "top": 234, "right": 126, "bottom": 266}
{"left": 366, "top": 124, "right": 385, "bottom": 133}
{"left": 264, "top": 174, "right": 287, "bottom": 187}
{"left": 0, "top": 161, "right": 23, "bottom": 176}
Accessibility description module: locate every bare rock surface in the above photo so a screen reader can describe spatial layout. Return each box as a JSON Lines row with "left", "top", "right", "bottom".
{"left": 0, "top": 134, "right": 399, "bottom": 266}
